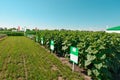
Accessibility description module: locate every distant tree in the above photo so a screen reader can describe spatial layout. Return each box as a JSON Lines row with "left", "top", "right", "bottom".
{"left": 4, "top": 27, "right": 7, "bottom": 31}
{"left": 7, "top": 28, "right": 17, "bottom": 31}
{"left": 0, "top": 27, "right": 4, "bottom": 31}
{"left": 12, "top": 28, "right": 17, "bottom": 30}
{"left": 26, "top": 29, "right": 31, "bottom": 31}
{"left": 32, "top": 29, "right": 35, "bottom": 31}
{"left": 7, "top": 28, "right": 12, "bottom": 31}
{"left": 60, "top": 29, "right": 66, "bottom": 31}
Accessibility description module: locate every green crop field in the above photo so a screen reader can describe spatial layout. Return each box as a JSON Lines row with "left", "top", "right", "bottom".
{"left": 36, "top": 30, "right": 120, "bottom": 80}
{"left": 0, "top": 36, "right": 82, "bottom": 80}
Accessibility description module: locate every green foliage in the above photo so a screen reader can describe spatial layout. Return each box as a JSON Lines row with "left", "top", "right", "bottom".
{"left": 36, "top": 30, "right": 120, "bottom": 80}
{"left": 0, "top": 36, "right": 83, "bottom": 80}
{"left": 0, "top": 31, "right": 24, "bottom": 36}
{"left": 25, "top": 30, "right": 36, "bottom": 35}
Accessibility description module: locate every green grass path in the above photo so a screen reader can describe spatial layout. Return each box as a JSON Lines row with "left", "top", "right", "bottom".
{"left": 0, "top": 36, "right": 83, "bottom": 80}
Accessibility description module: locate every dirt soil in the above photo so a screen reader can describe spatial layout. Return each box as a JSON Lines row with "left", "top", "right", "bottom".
{"left": 59, "top": 57, "right": 91, "bottom": 80}
{"left": 0, "top": 36, "right": 7, "bottom": 41}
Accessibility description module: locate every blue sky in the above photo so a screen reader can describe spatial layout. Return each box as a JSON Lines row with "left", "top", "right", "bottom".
{"left": 0, "top": 0, "right": 120, "bottom": 30}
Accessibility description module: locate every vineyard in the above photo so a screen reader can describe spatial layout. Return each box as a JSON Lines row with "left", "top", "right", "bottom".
{"left": 31, "top": 30, "right": 120, "bottom": 80}
{"left": 0, "top": 36, "right": 82, "bottom": 80}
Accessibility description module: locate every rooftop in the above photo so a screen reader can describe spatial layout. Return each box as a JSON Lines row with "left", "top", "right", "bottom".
{"left": 107, "top": 26, "right": 120, "bottom": 31}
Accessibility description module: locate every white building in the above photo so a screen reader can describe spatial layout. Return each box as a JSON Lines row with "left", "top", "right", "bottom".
{"left": 106, "top": 26, "right": 120, "bottom": 33}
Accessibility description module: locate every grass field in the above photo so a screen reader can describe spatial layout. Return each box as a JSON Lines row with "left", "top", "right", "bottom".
{"left": 0, "top": 36, "right": 83, "bottom": 80}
